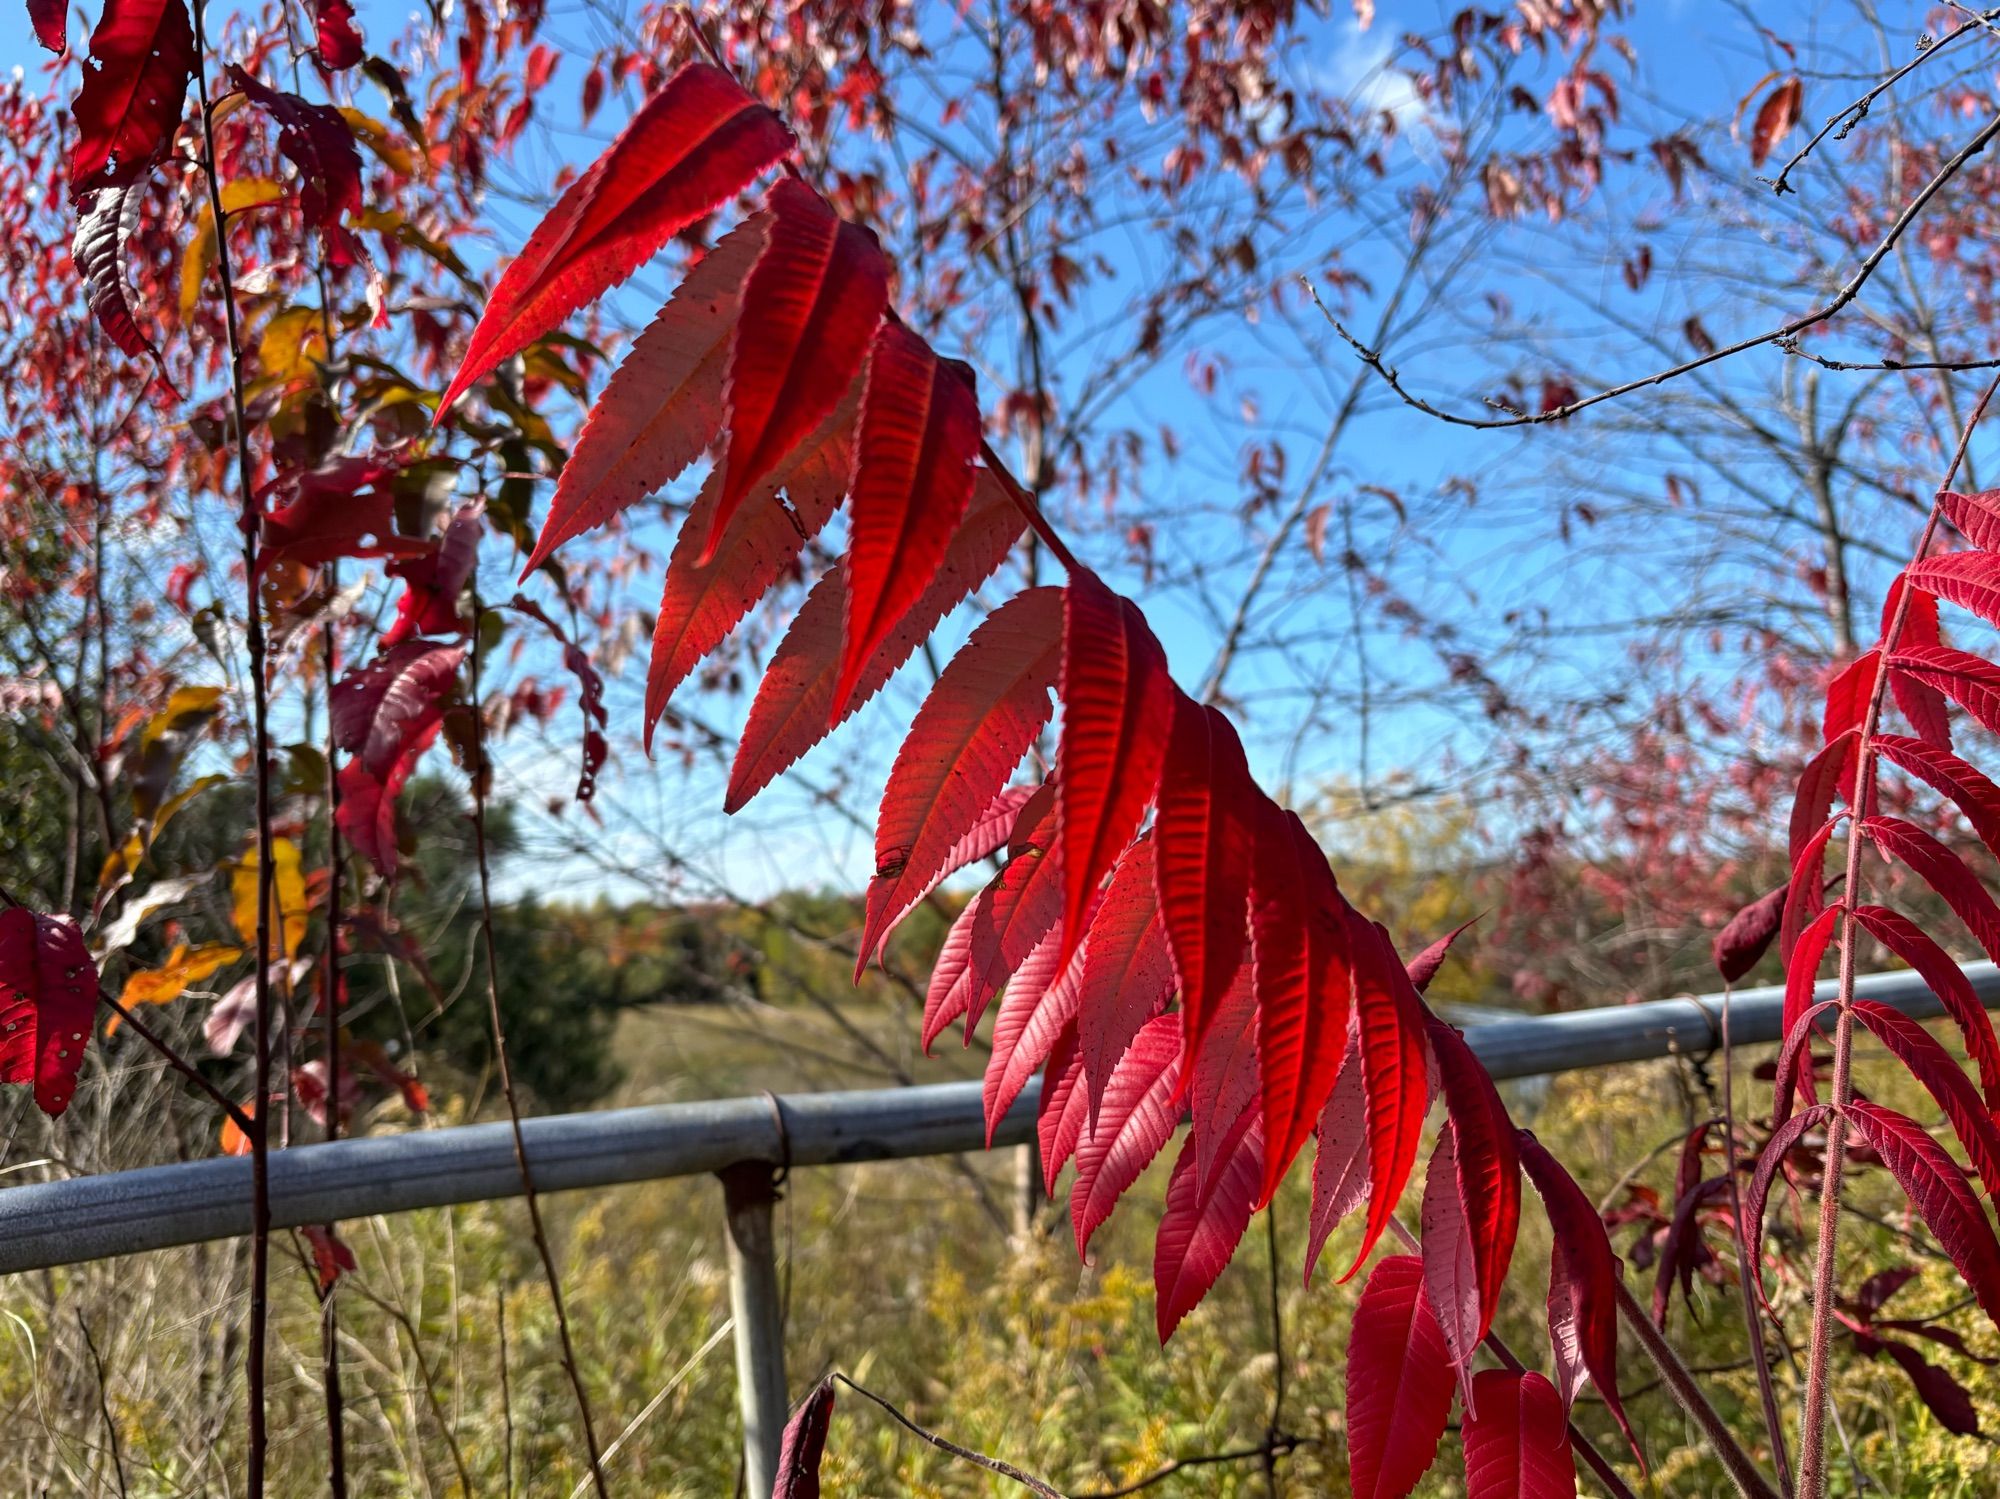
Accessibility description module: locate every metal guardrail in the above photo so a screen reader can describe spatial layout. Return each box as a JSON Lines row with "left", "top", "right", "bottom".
{"left": 3, "top": 960, "right": 1996, "bottom": 1492}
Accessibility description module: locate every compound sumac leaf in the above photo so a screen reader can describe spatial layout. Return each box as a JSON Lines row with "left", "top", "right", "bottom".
{"left": 70, "top": 0, "right": 194, "bottom": 197}
{"left": 836, "top": 321, "right": 982, "bottom": 719}
{"left": 437, "top": 63, "right": 792, "bottom": 415}
{"left": 1057, "top": 569, "right": 1174, "bottom": 970}
{"left": 1462, "top": 1370, "right": 1577, "bottom": 1499}
{"left": 706, "top": 177, "right": 889, "bottom": 560}
{"left": 1345, "top": 1254, "right": 1453, "bottom": 1499}
{"left": 0, "top": 908, "right": 98, "bottom": 1117}
{"left": 1155, "top": 692, "right": 1256, "bottom": 1070}
{"left": 859, "top": 587, "right": 1063, "bottom": 971}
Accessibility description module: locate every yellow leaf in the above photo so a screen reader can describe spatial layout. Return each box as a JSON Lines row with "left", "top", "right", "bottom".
{"left": 112, "top": 942, "right": 242, "bottom": 1028}
{"left": 178, "top": 180, "right": 283, "bottom": 325}
{"left": 256, "top": 306, "right": 326, "bottom": 387}
{"left": 233, "top": 838, "right": 310, "bottom": 960}
{"left": 138, "top": 685, "right": 225, "bottom": 753}
{"left": 338, "top": 108, "right": 419, "bottom": 177}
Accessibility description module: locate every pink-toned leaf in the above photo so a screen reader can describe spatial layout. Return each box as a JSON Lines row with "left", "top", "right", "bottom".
{"left": 1071, "top": 1012, "right": 1183, "bottom": 1254}
{"left": 1155, "top": 692, "right": 1256, "bottom": 1063}
{"left": 1304, "top": 1034, "right": 1369, "bottom": 1284}
{"left": 1153, "top": 1108, "right": 1261, "bottom": 1342}
{"left": 1875, "top": 733, "right": 2000, "bottom": 857}
{"left": 1911, "top": 552, "right": 2000, "bottom": 632}
{"left": 1941, "top": 489, "right": 2000, "bottom": 552}
{"left": 773, "top": 1376, "right": 835, "bottom": 1499}
{"left": 1851, "top": 903, "right": 2000, "bottom": 1110}
{"left": 643, "top": 382, "right": 858, "bottom": 746}
{"left": 981, "top": 926, "right": 1076, "bottom": 1144}
{"left": 858, "top": 587, "right": 1063, "bottom": 971}
{"left": 1250, "top": 801, "right": 1354, "bottom": 1207}
{"left": 1188, "top": 960, "right": 1258, "bottom": 1194}
{"left": 1342, "top": 907, "right": 1431, "bottom": 1281}
{"left": 1822, "top": 650, "right": 1881, "bottom": 743}
{"left": 523, "top": 214, "right": 769, "bottom": 575}
{"left": 1037, "top": 1021, "right": 1088, "bottom": 1193}
{"left": 1423, "top": 1021, "right": 1521, "bottom": 1390}
{"left": 1057, "top": 569, "right": 1174, "bottom": 972}
{"left": 705, "top": 177, "right": 889, "bottom": 558}
{"left": 1462, "top": 1370, "right": 1577, "bottom": 1499}
{"left": 0, "top": 908, "right": 97, "bottom": 1117}
{"left": 727, "top": 472, "right": 1022, "bottom": 809}
{"left": 835, "top": 321, "right": 982, "bottom": 718}
{"left": 437, "top": 64, "right": 792, "bottom": 415}
{"left": 70, "top": 0, "right": 194, "bottom": 195}
{"left": 1345, "top": 1254, "right": 1454, "bottom": 1499}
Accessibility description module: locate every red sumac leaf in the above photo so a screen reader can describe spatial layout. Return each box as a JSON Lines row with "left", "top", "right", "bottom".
{"left": 1155, "top": 693, "right": 1257, "bottom": 1076}
{"left": 1345, "top": 1254, "right": 1453, "bottom": 1499}
{"left": 836, "top": 322, "right": 982, "bottom": 719}
{"left": 1404, "top": 917, "right": 1478, "bottom": 995}
{"left": 1789, "top": 732, "right": 1856, "bottom": 865}
{"left": 30, "top": 0, "right": 63, "bottom": 52}
{"left": 524, "top": 213, "right": 768, "bottom": 575}
{"left": 706, "top": 177, "right": 890, "bottom": 559}
{"left": 382, "top": 500, "right": 482, "bottom": 647}
{"left": 1851, "top": 903, "right": 2000, "bottom": 1110}
{"left": 1249, "top": 802, "right": 1354, "bottom": 1207}
{"left": 982, "top": 927, "right": 1074, "bottom": 1143}
{"left": 1517, "top": 1132, "right": 1636, "bottom": 1458}
{"left": 336, "top": 721, "right": 440, "bottom": 874}
{"left": 1188, "top": 960, "right": 1258, "bottom": 1195}
{"left": 438, "top": 63, "right": 792, "bottom": 415}
{"left": 1153, "top": 1107, "right": 1261, "bottom": 1342}
{"left": 1037, "top": 1021, "right": 1088, "bottom": 1193}
{"left": 1779, "top": 813, "right": 1839, "bottom": 965}
{"left": 300, "top": 1223, "right": 356, "bottom": 1290}
{"left": 728, "top": 472, "right": 1022, "bottom": 810}
{"left": 0, "top": 908, "right": 98, "bottom": 1117}
{"left": 1910, "top": 552, "right": 2000, "bottom": 633}
{"left": 1874, "top": 733, "right": 2000, "bottom": 859}
{"left": 1304, "top": 1034, "right": 1368, "bottom": 1283}
{"left": 1883, "top": 576, "right": 1951, "bottom": 749}
{"left": 859, "top": 587, "right": 1063, "bottom": 970}
{"left": 1772, "top": 1000, "right": 1838, "bottom": 1126}
{"left": 1746, "top": 1104, "right": 1832, "bottom": 1305}
{"left": 1713, "top": 884, "right": 1784, "bottom": 984}
{"left": 1462, "top": 1370, "right": 1577, "bottom": 1499}
{"left": 70, "top": 0, "right": 195, "bottom": 196}
{"left": 773, "top": 1376, "right": 835, "bottom": 1499}
{"left": 1847, "top": 1101, "right": 2000, "bottom": 1330}
{"left": 1941, "top": 489, "right": 2000, "bottom": 552}
{"left": 1783, "top": 905, "right": 1839, "bottom": 1040}
{"left": 309, "top": 0, "right": 361, "bottom": 67}
{"left": 1863, "top": 815, "right": 2000, "bottom": 962}
{"left": 1071, "top": 1012, "right": 1183, "bottom": 1255}
{"left": 1821, "top": 650, "right": 1881, "bottom": 744}
{"left": 1853, "top": 1000, "right": 2000, "bottom": 1192}
{"left": 1423, "top": 1022, "right": 1521, "bottom": 1387}
{"left": 1057, "top": 569, "right": 1174, "bottom": 971}
{"left": 1888, "top": 644, "right": 2000, "bottom": 736}
{"left": 1075, "top": 847, "right": 1176, "bottom": 1116}
{"left": 643, "top": 382, "right": 858, "bottom": 745}
{"left": 1860, "top": 1335, "right": 1980, "bottom": 1436}
{"left": 1343, "top": 908, "right": 1431, "bottom": 1280}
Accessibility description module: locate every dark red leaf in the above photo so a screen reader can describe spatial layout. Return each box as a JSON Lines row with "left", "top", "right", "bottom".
{"left": 1779, "top": 814, "right": 1839, "bottom": 965}
{"left": 227, "top": 68, "right": 362, "bottom": 231}
{"left": 727, "top": 473, "right": 1021, "bottom": 810}
{"left": 1853, "top": 1000, "right": 2000, "bottom": 1193}
{"left": 382, "top": 501, "right": 483, "bottom": 647}
{"left": 1789, "top": 732, "right": 1856, "bottom": 865}
{"left": 438, "top": 63, "right": 792, "bottom": 415}
{"left": 858, "top": 587, "right": 1063, "bottom": 971}
{"left": 705, "top": 177, "right": 889, "bottom": 559}
{"left": 1518, "top": 1132, "right": 1637, "bottom": 1458}
{"left": 1860, "top": 1336, "right": 1980, "bottom": 1436}
{"left": 301, "top": 1223, "right": 356, "bottom": 1290}
{"left": 1748, "top": 76, "right": 1801, "bottom": 168}
{"left": 1851, "top": 904, "right": 2000, "bottom": 1110}
{"left": 1250, "top": 802, "right": 1354, "bottom": 1207}
{"left": 773, "top": 1377, "right": 836, "bottom": 1499}
{"left": 1422, "top": 1022, "right": 1521, "bottom": 1386}
{"left": 1155, "top": 692, "right": 1256, "bottom": 1064}
{"left": 1345, "top": 1254, "right": 1454, "bottom": 1499}
{"left": 1071, "top": 1012, "right": 1183, "bottom": 1255}
{"left": 1057, "top": 569, "right": 1174, "bottom": 972}
{"left": 336, "top": 721, "right": 439, "bottom": 874}
{"left": 1462, "top": 1370, "right": 1577, "bottom": 1498}
{"left": 72, "top": 183, "right": 172, "bottom": 390}
{"left": 524, "top": 213, "right": 767, "bottom": 575}
{"left": 1883, "top": 576, "right": 1951, "bottom": 749}
{"left": 70, "top": 0, "right": 194, "bottom": 196}
{"left": 1405, "top": 917, "right": 1479, "bottom": 994}
{"left": 330, "top": 641, "right": 465, "bottom": 781}
{"left": 1153, "top": 1107, "right": 1261, "bottom": 1341}
{"left": 1847, "top": 1101, "right": 2000, "bottom": 1331}
{"left": 1875, "top": 734, "right": 2000, "bottom": 857}
{"left": 1745, "top": 1104, "right": 1832, "bottom": 1306}
{"left": 1713, "top": 884, "right": 1785, "bottom": 984}
{"left": 0, "top": 908, "right": 98, "bottom": 1117}
{"left": 1864, "top": 815, "right": 2000, "bottom": 962}
{"left": 309, "top": 0, "right": 360, "bottom": 66}
{"left": 257, "top": 456, "right": 424, "bottom": 572}
{"left": 835, "top": 322, "right": 982, "bottom": 719}
{"left": 1783, "top": 905, "right": 1839, "bottom": 1039}
{"left": 29, "top": 0, "right": 63, "bottom": 52}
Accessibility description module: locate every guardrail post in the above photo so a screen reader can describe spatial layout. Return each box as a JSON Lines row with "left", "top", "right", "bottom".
{"left": 719, "top": 1162, "right": 786, "bottom": 1498}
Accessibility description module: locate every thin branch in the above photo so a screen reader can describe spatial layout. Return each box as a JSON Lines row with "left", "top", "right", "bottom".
{"left": 1309, "top": 107, "right": 2000, "bottom": 430}
{"left": 468, "top": 601, "right": 610, "bottom": 1497}
{"left": 833, "top": 1373, "right": 1066, "bottom": 1498}
{"left": 76, "top": 1309, "right": 129, "bottom": 1499}
{"left": 319, "top": 561, "right": 349, "bottom": 1499}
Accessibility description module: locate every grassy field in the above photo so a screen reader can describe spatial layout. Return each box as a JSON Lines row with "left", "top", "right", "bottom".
{"left": 4, "top": 983, "right": 1998, "bottom": 1496}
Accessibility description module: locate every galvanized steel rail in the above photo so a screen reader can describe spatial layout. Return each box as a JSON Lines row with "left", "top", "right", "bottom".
{"left": 3, "top": 960, "right": 1995, "bottom": 1490}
